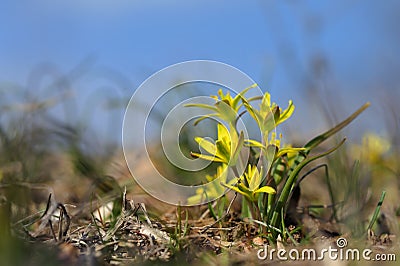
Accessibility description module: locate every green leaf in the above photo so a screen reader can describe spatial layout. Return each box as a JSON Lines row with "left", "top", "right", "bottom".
{"left": 208, "top": 201, "right": 218, "bottom": 220}
{"left": 367, "top": 191, "right": 386, "bottom": 231}
{"left": 270, "top": 138, "right": 347, "bottom": 228}
{"left": 304, "top": 102, "right": 370, "bottom": 150}
{"left": 284, "top": 102, "right": 370, "bottom": 184}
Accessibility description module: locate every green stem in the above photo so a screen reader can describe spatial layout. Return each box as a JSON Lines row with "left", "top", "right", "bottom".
{"left": 270, "top": 139, "right": 346, "bottom": 230}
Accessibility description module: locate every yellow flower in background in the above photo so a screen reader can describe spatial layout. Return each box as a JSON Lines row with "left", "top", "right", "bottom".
{"left": 352, "top": 133, "right": 391, "bottom": 163}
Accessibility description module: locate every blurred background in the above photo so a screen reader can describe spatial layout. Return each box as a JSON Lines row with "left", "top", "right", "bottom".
{"left": 2, "top": 0, "right": 400, "bottom": 138}
{"left": 1, "top": 0, "right": 400, "bottom": 246}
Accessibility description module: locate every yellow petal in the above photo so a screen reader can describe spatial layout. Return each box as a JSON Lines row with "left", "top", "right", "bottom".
{"left": 254, "top": 186, "right": 276, "bottom": 194}
{"left": 195, "top": 137, "right": 217, "bottom": 156}
{"left": 190, "top": 152, "right": 225, "bottom": 163}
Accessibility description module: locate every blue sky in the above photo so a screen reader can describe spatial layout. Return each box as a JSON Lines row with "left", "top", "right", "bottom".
{"left": 1, "top": 0, "right": 399, "bottom": 143}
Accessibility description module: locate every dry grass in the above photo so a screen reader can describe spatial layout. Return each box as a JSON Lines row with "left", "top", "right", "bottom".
{"left": 1, "top": 155, "right": 398, "bottom": 265}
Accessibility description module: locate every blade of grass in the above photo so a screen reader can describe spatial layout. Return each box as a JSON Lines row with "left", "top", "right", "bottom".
{"left": 285, "top": 228, "right": 300, "bottom": 247}
{"left": 208, "top": 201, "right": 218, "bottom": 221}
{"left": 367, "top": 191, "right": 386, "bottom": 231}
{"left": 248, "top": 218, "right": 282, "bottom": 234}
{"left": 304, "top": 102, "right": 370, "bottom": 150}
{"left": 286, "top": 102, "right": 370, "bottom": 179}
{"left": 291, "top": 164, "right": 338, "bottom": 222}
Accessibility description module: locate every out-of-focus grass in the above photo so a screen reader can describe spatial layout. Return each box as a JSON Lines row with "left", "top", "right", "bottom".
{"left": 0, "top": 76, "right": 129, "bottom": 264}
{"left": 296, "top": 117, "right": 400, "bottom": 240}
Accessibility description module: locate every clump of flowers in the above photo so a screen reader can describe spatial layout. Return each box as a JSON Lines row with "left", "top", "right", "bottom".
{"left": 186, "top": 85, "right": 370, "bottom": 240}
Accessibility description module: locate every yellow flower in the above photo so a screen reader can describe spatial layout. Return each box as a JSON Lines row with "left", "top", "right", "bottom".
{"left": 223, "top": 165, "right": 275, "bottom": 202}
{"left": 185, "top": 84, "right": 258, "bottom": 125}
{"left": 191, "top": 123, "right": 244, "bottom": 166}
{"left": 242, "top": 92, "right": 295, "bottom": 134}
{"left": 245, "top": 132, "right": 305, "bottom": 162}
{"left": 351, "top": 133, "right": 391, "bottom": 163}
